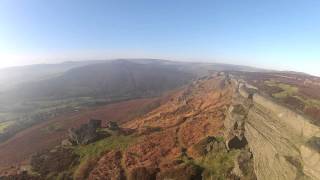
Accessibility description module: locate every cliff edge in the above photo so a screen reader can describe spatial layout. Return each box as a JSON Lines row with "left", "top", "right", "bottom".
{"left": 225, "top": 78, "right": 320, "bottom": 180}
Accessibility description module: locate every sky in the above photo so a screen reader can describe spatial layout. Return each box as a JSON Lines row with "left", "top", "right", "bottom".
{"left": 0, "top": 0, "right": 319, "bottom": 75}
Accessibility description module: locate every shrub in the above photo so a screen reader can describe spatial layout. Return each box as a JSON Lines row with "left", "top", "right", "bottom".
{"left": 192, "top": 136, "right": 225, "bottom": 156}
{"left": 196, "top": 150, "right": 239, "bottom": 180}
{"left": 157, "top": 163, "right": 202, "bottom": 180}
{"left": 73, "top": 157, "right": 98, "bottom": 180}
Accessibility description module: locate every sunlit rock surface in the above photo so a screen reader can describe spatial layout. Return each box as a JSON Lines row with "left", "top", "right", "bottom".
{"left": 225, "top": 79, "right": 320, "bottom": 180}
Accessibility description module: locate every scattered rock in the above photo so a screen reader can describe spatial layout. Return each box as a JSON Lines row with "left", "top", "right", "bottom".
{"left": 191, "top": 136, "right": 226, "bottom": 157}
{"left": 233, "top": 149, "right": 256, "bottom": 180}
{"left": 61, "top": 139, "right": 73, "bottom": 146}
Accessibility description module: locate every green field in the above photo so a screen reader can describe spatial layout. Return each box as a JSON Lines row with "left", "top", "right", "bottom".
{"left": 74, "top": 134, "right": 138, "bottom": 161}
{"left": 0, "top": 96, "right": 109, "bottom": 142}
{"left": 0, "top": 121, "right": 15, "bottom": 133}
{"left": 265, "top": 80, "right": 298, "bottom": 98}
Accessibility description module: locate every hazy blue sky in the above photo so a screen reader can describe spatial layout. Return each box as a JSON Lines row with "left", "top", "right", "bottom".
{"left": 0, "top": 0, "right": 319, "bottom": 75}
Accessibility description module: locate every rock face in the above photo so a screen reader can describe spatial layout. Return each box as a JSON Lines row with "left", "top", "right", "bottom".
{"left": 106, "top": 121, "right": 120, "bottom": 131}
{"left": 225, "top": 79, "right": 320, "bottom": 180}
{"left": 68, "top": 119, "right": 102, "bottom": 145}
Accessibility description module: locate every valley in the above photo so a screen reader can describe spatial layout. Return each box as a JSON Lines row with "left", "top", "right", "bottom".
{"left": 0, "top": 97, "right": 163, "bottom": 173}
{"left": 0, "top": 60, "right": 319, "bottom": 180}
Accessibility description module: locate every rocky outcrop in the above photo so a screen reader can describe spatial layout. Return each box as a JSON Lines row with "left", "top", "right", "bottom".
{"left": 68, "top": 119, "right": 102, "bottom": 145}
{"left": 225, "top": 79, "right": 320, "bottom": 180}
{"left": 106, "top": 121, "right": 120, "bottom": 131}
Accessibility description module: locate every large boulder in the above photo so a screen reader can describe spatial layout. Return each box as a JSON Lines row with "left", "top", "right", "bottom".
{"left": 106, "top": 121, "right": 120, "bottom": 131}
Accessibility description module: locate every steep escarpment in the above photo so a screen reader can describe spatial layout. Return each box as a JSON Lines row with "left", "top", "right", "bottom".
{"left": 121, "top": 75, "right": 240, "bottom": 179}
{"left": 225, "top": 79, "right": 320, "bottom": 180}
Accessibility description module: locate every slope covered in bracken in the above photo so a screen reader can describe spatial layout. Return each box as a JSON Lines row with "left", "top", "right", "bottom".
{"left": 0, "top": 74, "right": 257, "bottom": 179}
{"left": 87, "top": 75, "right": 237, "bottom": 179}
{"left": 123, "top": 75, "right": 232, "bottom": 155}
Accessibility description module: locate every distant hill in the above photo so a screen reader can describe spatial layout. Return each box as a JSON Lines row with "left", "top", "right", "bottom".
{"left": 0, "top": 61, "right": 100, "bottom": 92}
{"left": 0, "top": 59, "right": 270, "bottom": 103}
{"left": 0, "top": 60, "right": 195, "bottom": 103}
{"left": 0, "top": 59, "right": 197, "bottom": 143}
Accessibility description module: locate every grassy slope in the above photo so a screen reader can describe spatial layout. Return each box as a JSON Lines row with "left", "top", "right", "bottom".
{"left": 265, "top": 80, "right": 298, "bottom": 98}
{"left": 71, "top": 133, "right": 139, "bottom": 179}
{"left": 74, "top": 134, "right": 138, "bottom": 162}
